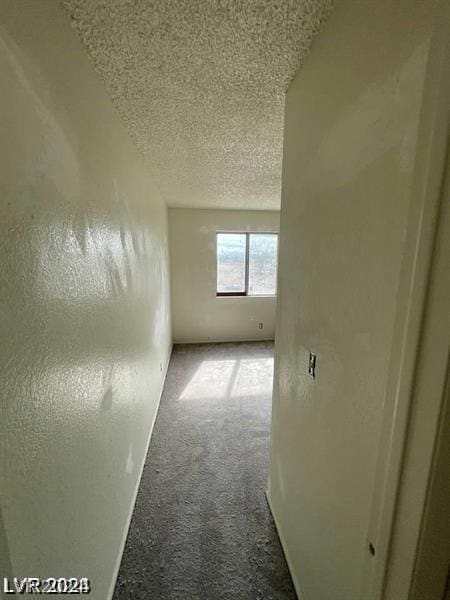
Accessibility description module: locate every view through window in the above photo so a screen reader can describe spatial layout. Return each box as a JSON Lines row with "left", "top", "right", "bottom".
{"left": 216, "top": 233, "right": 278, "bottom": 296}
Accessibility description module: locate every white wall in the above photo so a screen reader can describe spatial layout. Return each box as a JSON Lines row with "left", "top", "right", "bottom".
{"left": 268, "top": 1, "right": 436, "bottom": 600}
{"left": 0, "top": 3, "right": 171, "bottom": 599}
{"left": 169, "top": 208, "right": 279, "bottom": 343}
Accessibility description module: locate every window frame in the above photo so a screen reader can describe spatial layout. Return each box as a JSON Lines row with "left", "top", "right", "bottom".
{"left": 215, "top": 231, "right": 279, "bottom": 297}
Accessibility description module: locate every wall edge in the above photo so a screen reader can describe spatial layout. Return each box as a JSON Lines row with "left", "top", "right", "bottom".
{"left": 106, "top": 343, "right": 174, "bottom": 600}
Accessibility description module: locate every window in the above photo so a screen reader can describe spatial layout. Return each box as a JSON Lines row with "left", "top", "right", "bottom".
{"left": 216, "top": 232, "right": 278, "bottom": 296}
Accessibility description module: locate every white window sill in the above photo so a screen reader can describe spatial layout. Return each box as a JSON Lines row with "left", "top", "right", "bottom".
{"left": 216, "top": 294, "right": 277, "bottom": 299}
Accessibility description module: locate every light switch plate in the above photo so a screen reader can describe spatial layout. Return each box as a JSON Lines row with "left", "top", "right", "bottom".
{"left": 308, "top": 352, "right": 317, "bottom": 379}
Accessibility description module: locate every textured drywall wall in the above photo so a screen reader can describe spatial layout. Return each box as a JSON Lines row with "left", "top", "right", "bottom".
{"left": 62, "top": 0, "right": 333, "bottom": 211}
{"left": 169, "top": 208, "right": 279, "bottom": 343}
{"left": 0, "top": 2, "right": 171, "bottom": 599}
{"left": 268, "top": 1, "right": 435, "bottom": 599}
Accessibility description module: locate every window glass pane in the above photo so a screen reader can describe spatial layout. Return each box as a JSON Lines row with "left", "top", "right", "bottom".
{"left": 248, "top": 234, "right": 278, "bottom": 295}
{"left": 217, "top": 233, "right": 246, "bottom": 293}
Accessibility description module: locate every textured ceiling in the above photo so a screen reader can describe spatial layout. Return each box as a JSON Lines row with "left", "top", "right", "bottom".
{"left": 63, "top": 0, "right": 333, "bottom": 210}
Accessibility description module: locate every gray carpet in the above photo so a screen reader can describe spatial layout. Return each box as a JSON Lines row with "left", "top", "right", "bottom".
{"left": 114, "top": 342, "right": 297, "bottom": 600}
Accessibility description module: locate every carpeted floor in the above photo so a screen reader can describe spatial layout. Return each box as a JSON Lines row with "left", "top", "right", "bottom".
{"left": 113, "top": 342, "right": 297, "bottom": 600}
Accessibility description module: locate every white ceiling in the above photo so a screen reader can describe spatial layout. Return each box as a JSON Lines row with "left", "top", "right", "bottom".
{"left": 63, "top": 0, "right": 333, "bottom": 210}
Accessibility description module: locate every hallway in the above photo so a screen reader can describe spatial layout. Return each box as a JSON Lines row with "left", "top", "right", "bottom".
{"left": 2, "top": 2, "right": 448, "bottom": 599}
{"left": 114, "top": 342, "right": 296, "bottom": 599}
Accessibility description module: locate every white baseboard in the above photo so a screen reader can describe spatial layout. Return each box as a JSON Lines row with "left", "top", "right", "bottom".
{"left": 173, "top": 337, "right": 275, "bottom": 344}
{"left": 107, "top": 343, "right": 173, "bottom": 600}
{"left": 265, "top": 489, "right": 306, "bottom": 600}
